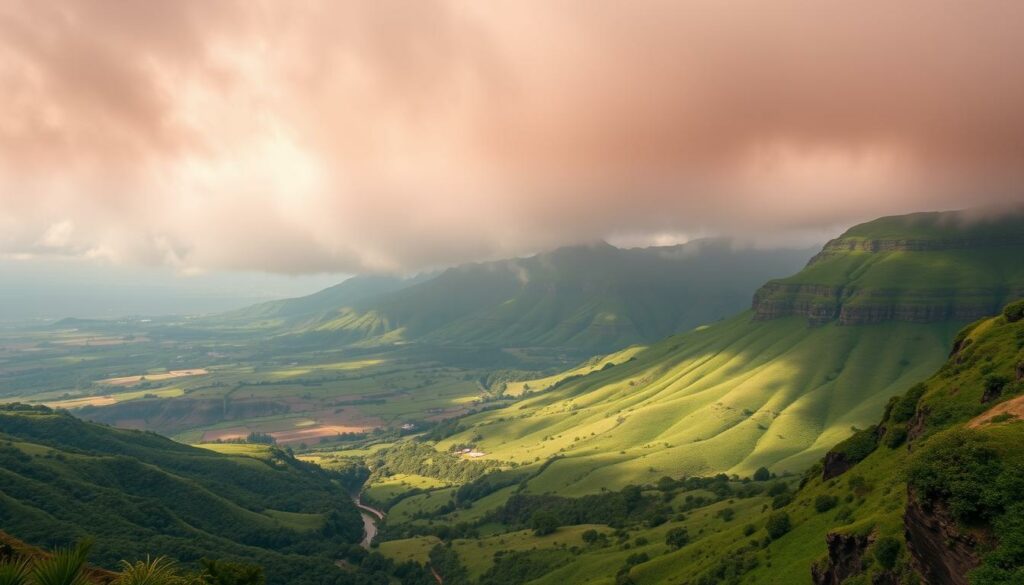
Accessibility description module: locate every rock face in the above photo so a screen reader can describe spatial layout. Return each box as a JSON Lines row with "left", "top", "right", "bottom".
{"left": 903, "top": 490, "right": 981, "bottom": 585}
{"left": 750, "top": 217, "right": 1024, "bottom": 326}
{"left": 821, "top": 450, "right": 855, "bottom": 480}
{"left": 811, "top": 532, "right": 873, "bottom": 585}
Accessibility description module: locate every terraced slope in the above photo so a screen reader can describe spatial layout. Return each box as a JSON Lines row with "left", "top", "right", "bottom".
{"left": 754, "top": 209, "right": 1024, "bottom": 324}
{"left": 437, "top": 210, "right": 1024, "bottom": 493}
{"left": 0, "top": 404, "right": 363, "bottom": 584}
{"left": 276, "top": 240, "right": 814, "bottom": 352}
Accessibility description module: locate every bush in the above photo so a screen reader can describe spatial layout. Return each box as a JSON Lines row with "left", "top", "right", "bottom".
{"left": 814, "top": 495, "right": 838, "bottom": 513}
{"left": 665, "top": 527, "right": 690, "bottom": 550}
{"left": 884, "top": 426, "right": 908, "bottom": 449}
{"left": 1003, "top": 299, "right": 1024, "bottom": 323}
{"left": 581, "top": 529, "right": 600, "bottom": 545}
{"left": 771, "top": 492, "right": 793, "bottom": 509}
{"left": 890, "top": 384, "right": 927, "bottom": 423}
{"left": 765, "top": 512, "right": 791, "bottom": 540}
{"left": 908, "top": 429, "right": 1001, "bottom": 521}
{"left": 753, "top": 467, "right": 771, "bottom": 482}
{"left": 873, "top": 536, "right": 901, "bottom": 569}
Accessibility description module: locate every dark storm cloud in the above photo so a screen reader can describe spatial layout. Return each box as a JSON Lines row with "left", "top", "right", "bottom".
{"left": 1, "top": 0, "right": 1022, "bottom": 273}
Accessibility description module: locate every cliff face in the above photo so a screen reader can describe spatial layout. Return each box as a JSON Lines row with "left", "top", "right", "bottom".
{"left": 811, "top": 532, "right": 874, "bottom": 585}
{"left": 751, "top": 220, "right": 1024, "bottom": 326}
{"left": 903, "top": 490, "right": 982, "bottom": 585}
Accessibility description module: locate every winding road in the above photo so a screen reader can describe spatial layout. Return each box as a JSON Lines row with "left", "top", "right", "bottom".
{"left": 353, "top": 493, "right": 385, "bottom": 548}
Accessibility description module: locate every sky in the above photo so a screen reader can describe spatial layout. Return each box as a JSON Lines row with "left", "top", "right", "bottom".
{"left": 2, "top": 0, "right": 1024, "bottom": 282}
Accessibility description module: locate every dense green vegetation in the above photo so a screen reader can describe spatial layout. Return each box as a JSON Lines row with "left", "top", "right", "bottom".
{"left": 271, "top": 240, "right": 813, "bottom": 352}
{"left": 0, "top": 405, "right": 365, "bottom": 584}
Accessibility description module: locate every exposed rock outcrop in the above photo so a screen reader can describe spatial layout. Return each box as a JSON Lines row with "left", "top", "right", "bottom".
{"left": 903, "top": 490, "right": 982, "bottom": 585}
{"left": 811, "top": 531, "right": 873, "bottom": 585}
{"left": 821, "top": 450, "right": 855, "bottom": 481}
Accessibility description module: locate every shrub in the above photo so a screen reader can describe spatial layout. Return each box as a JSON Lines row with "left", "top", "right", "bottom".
{"left": 873, "top": 536, "right": 901, "bottom": 569}
{"left": 753, "top": 467, "right": 771, "bottom": 482}
{"left": 884, "top": 426, "right": 908, "bottom": 449}
{"left": 665, "top": 527, "right": 690, "bottom": 550}
{"left": 1003, "top": 299, "right": 1024, "bottom": 323}
{"left": 814, "top": 495, "right": 839, "bottom": 513}
{"left": 624, "top": 553, "right": 649, "bottom": 567}
{"left": 581, "top": 529, "right": 600, "bottom": 545}
{"left": 771, "top": 493, "right": 793, "bottom": 509}
{"left": 765, "top": 512, "right": 791, "bottom": 540}
{"left": 890, "top": 384, "right": 927, "bottom": 423}
{"left": 907, "top": 429, "right": 1001, "bottom": 521}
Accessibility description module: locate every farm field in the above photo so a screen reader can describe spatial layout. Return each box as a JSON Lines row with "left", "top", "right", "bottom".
{"left": 0, "top": 319, "right": 573, "bottom": 447}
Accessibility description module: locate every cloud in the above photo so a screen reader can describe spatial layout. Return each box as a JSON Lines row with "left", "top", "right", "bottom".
{"left": 1, "top": 0, "right": 1023, "bottom": 274}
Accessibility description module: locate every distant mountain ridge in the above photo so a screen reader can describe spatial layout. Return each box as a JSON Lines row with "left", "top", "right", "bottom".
{"left": 436, "top": 209, "right": 1024, "bottom": 491}
{"left": 230, "top": 239, "right": 815, "bottom": 353}
{"left": 753, "top": 209, "right": 1024, "bottom": 324}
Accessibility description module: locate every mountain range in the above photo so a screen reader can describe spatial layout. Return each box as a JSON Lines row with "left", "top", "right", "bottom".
{"left": 222, "top": 239, "right": 815, "bottom": 353}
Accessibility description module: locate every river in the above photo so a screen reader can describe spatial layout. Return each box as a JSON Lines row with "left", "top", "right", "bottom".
{"left": 353, "top": 494, "right": 385, "bottom": 548}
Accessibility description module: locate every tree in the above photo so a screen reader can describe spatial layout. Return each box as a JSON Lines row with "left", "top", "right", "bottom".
{"left": 581, "top": 529, "right": 600, "bottom": 545}
{"left": 530, "top": 511, "right": 559, "bottom": 536}
{"left": 753, "top": 467, "right": 771, "bottom": 482}
{"left": 766, "top": 512, "right": 791, "bottom": 540}
{"left": 665, "top": 527, "right": 690, "bottom": 550}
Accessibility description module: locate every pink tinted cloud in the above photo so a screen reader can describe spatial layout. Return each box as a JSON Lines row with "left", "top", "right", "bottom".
{"left": 1, "top": 0, "right": 1023, "bottom": 273}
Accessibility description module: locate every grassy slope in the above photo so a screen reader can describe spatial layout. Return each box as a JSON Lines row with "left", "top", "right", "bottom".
{"left": 0, "top": 405, "right": 363, "bottom": 583}
{"left": 302, "top": 241, "right": 813, "bottom": 352}
{"left": 439, "top": 314, "right": 959, "bottom": 491}
{"left": 437, "top": 210, "right": 1024, "bottom": 493}
{"left": 757, "top": 210, "right": 1024, "bottom": 319}
{"left": 377, "top": 305, "right": 1024, "bottom": 585}
{"left": 678, "top": 303, "right": 1024, "bottom": 584}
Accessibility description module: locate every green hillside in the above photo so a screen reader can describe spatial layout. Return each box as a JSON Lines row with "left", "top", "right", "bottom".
{"left": 214, "top": 273, "right": 431, "bottom": 328}
{"left": 754, "top": 210, "right": 1024, "bottom": 324}
{"left": 0, "top": 404, "right": 364, "bottom": 584}
{"left": 434, "top": 210, "right": 1024, "bottom": 492}
{"left": 657, "top": 299, "right": 1024, "bottom": 585}
{"left": 294, "top": 240, "right": 813, "bottom": 352}
{"left": 368, "top": 302, "right": 1024, "bottom": 585}
{"left": 437, "top": 314, "right": 960, "bottom": 490}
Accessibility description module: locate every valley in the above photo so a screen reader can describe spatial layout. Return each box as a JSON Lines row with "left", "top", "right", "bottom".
{"left": 1, "top": 210, "right": 1023, "bottom": 585}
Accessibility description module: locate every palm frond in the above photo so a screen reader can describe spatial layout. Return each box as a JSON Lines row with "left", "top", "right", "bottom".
{"left": 0, "top": 557, "right": 32, "bottom": 585}
{"left": 29, "top": 540, "right": 92, "bottom": 585}
{"left": 113, "top": 556, "right": 184, "bottom": 585}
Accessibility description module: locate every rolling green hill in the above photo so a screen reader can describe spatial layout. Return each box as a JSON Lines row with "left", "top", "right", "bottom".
{"left": 0, "top": 404, "right": 364, "bottom": 584}
{"left": 276, "top": 240, "right": 814, "bottom": 352}
{"left": 215, "top": 273, "right": 433, "bottom": 328}
{"left": 435, "top": 210, "right": 1024, "bottom": 493}
{"left": 754, "top": 210, "right": 1024, "bottom": 324}
{"left": 650, "top": 298, "right": 1024, "bottom": 585}
{"left": 370, "top": 305, "right": 1024, "bottom": 585}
